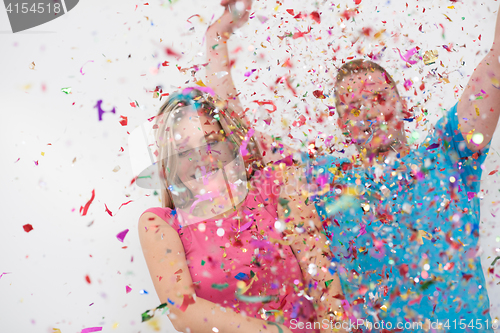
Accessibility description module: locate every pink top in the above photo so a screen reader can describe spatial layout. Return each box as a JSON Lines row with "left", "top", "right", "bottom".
{"left": 142, "top": 168, "right": 319, "bottom": 332}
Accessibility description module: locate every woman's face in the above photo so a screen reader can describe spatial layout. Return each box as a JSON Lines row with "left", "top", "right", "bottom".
{"left": 173, "top": 112, "right": 238, "bottom": 191}
{"left": 167, "top": 107, "right": 247, "bottom": 220}
{"left": 336, "top": 70, "right": 406, "bottom": 155}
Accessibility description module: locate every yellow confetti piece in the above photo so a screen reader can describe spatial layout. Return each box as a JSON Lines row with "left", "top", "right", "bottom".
{"left": 475, "top": 105, "right": 480, "bottom": 116}
{"left": 112, "top": 322, "right": 119, "bottom": 329}
{"left": 447, "top": 5, "right": 455, "bottom": 9}
{"left": 195, "top": 80, "right": 206, "bottom": 87}
{"left": 41, "top": 152, "right": 45, "bottom": 156}
{"left": 52, "top": 329, "right": 62, "bottom": 333}
{"left": 423, "top": 50, "right": 438, "bottom": 65}
{"left": 380, "top": 305, "right": 387, "bottom": 312}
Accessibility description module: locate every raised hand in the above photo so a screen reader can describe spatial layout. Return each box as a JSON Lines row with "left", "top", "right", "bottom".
{"left": 209, "top": 0, "right": 252, "bottom": 39}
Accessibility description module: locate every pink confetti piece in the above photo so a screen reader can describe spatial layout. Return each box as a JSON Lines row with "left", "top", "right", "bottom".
{"left": 0, "top": 272, "right": 12, "bottom": 279}
{"left": 81, "top": 328, "right": 102, "bottom": 333}
{"left": 80, "top": 60, "right": 94, "bottom": 75}
{"left": 239, "top": 128, "right": 255, "bottom": 156}
{"left": 396, "top": 47, "right": 419, "bottom": 65}
{"left": 116, "top": 229, "right": 129, "bottom": 242}
{"left": 182, "top": 86, "right": 215, "bottom": 96}
{"left": 126, "top": 285, "right": 132, "bottom": 293}
{"left": 190, "top": 191, "right": 219, "bottom": 214}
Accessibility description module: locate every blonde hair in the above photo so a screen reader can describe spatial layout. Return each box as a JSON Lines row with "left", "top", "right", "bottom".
{"left": 154, "top": 88, "right": 263, "bottom": 209}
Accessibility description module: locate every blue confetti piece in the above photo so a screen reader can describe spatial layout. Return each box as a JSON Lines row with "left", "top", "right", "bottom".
{"left": 140, "top": 289, "right": 149, "bottom": 295}
{"left": 167, "top": 298, "right": 175, "bottom": 305}
{"left": 235, "top": 272, "right": 249, "bottom": 281}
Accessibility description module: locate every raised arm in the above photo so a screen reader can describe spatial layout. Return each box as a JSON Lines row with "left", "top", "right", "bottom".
{"left": 276, "top": 164, "right": 348, "bottom": 333}
{"left": 205, "top": 0, "right": 295, "bottom": 164}
{"left": 138, "top": 212, "right": 291, "bottom": 333}
{"left": 457, "top": 4, "right": 500, "bottom": 151}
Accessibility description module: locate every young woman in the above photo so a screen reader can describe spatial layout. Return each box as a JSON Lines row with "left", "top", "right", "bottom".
{"left": 137, "top": 2, "right": 347, "bottom": 332}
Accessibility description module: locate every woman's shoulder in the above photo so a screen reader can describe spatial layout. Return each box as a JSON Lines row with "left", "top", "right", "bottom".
{"left": 139, "top": 206, "right": 180, "bottom": 229}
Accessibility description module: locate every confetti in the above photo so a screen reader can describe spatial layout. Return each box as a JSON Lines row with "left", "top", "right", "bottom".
{"left": 61, "top": 87, "right": 72, "bottom": 94}
{"left": 211, "top": 283, "right": 229, "bottom": 290}
{"left": 80, "top": 189, "right": 95, "bottom": 216}
{"left": 141, "top": 303, "right": 168, "bottom": 322}
{"left": 81, "top": 327, "right": 102, "bottom": 333}
{"left": 126, "top": 285, "right": 132, "bottom": 293}
{"left": 116, "top": 229, "right": 129, "bottom": 242}
{"left": 23, "top": 224, "right": 33, "bottom": 233}
{"left": 179, "top": 294, "right": 195, "bottom": 312}
{"left": 94, "top": 100, "right": 116, "bottom": 121}
{"left": 423, "top": 50, "right": 438, "bottom": 65}
{"left": 80, "top": 60, "right": 94, "bottom": 75}
{"left": 119, "top": 116, "right": 128, "bottom": 126}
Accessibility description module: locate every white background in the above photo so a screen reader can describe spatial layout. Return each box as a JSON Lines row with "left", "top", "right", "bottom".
{"left": 1, "top": 0, "right": 500, "bottom": 332}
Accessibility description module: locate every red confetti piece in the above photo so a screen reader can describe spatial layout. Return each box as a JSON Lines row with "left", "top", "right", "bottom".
{"left": 161, "top": 61, "right": 169, "bottom": 66}
{"left": 118, "top": 200, "right": 133, "bottom": 209}
{"left": 179, "top": 294, "right": 195, "bottom": 312}
{"left": 130, "top": 102, "right": 136, "bottom": 107}
{"left": 489, "top": 170, "right": 498, "bottom": 175}
{"left": 186, "top": 14, "right": 200, "bottom": 23}
{"left": 252, "top": 100, "right": 277, "bottom": 113}
{"left": 354, "top": 0, "right": 362, "bottom": 4}
{"left": 23, "top": 224, "right": 33, "bottom": 233}
{"left": 116, "top": 229, "right": 129, "bottom": 242}
{"left": 286, "top": 9, "right": 294, "bottom": 15}
{"left": 104, "top": 203, "right": 113, "bottom": 216}
{"left": 310, "top": 11, "right": 320, "bottom": 24}
{"left": 85, "top": 275, "right": 91, "bottom": 284}
{"left": 165, "top": 47, "right": 181, "bottom": 58}
{"left": 292, "top": 115, "right": 306, "bottom": 127}
{"left": 80, "top": 189, "right": 95, "bottom": 216}
{"left": 313, "top": 90, "right": 325, "bottom": 99}
{"left": 119, "top": 115, "right": 128, "bottom": 126}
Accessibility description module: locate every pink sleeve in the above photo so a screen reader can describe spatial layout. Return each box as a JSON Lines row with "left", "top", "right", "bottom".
{"left": 141, "top": 207, "right": 180, "bottom": 229}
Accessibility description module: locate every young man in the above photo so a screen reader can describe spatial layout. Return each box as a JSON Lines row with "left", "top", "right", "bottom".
{"left": 306, "top": 7, "right": 500, "bottom": 332}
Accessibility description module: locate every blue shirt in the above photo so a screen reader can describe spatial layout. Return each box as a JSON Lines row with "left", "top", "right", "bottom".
{"left": 307, "top": 103, "right": 492, "bottom": 332}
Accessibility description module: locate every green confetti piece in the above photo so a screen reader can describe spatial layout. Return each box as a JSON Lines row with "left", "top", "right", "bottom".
{"left": 211, "top": 44, "right": 219, "bottom": 50}
{"left": 325, "top": 279, "right": 334, "bottom": 288}
{"left": 201, "top": 260, "right": 206, "bottom": 266}
{"left": 266, "top": 322, "right": 283, "bottom": 333}
{"left": 491, "top": 256, "right": 500, "bottom": 266}
{"left": 236, "top": 294, "right": 274, "bottom": 303}
{"left": 61, "top": 87, "right": 71, "bottom": 94}
{"left": 420, "top": 280, "right": 435, "bottom": 291}
{"left": 211, "top": 283, "right": 229, "bottom": 290}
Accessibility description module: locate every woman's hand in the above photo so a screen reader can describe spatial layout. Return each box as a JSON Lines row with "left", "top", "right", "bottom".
{"left": 208, "top": 0, "right": 252, "bottom": 39}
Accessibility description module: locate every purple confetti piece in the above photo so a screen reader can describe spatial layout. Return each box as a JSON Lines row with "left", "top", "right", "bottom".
{"left": 244, "top": 69, "right": 257, "bottom": 77}
{"left": 467, "top": 192, "right": 475, "bottom": 201}
{"left": 94, "top": 100, "right": 116, "bottom": 121}
{"left": 426, "top": 143, "right": 440, "bottom": 150}
{"left": 116, "top": 229, "right": 129, "bottom": 242}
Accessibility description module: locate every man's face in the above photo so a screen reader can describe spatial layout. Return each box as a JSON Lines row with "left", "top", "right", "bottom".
{"left": 336, "top": 69, "right": 406, "bottom": 155}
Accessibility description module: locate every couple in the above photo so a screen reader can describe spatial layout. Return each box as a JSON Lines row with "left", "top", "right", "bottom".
{"left": 135, "top": 0, "right": 500, "bottom": 332}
